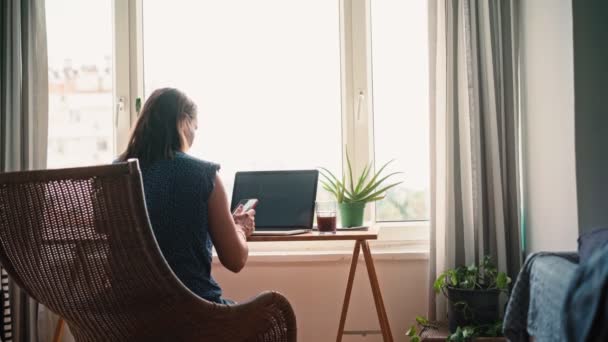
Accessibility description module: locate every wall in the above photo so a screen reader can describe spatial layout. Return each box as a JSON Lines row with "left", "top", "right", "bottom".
{"left": 572, "top": 0, "right": 608, "bottom": 234}
{"left": 213, "top": 251, "right": 428, "bottom": 342}
{"left": 520, "top": 0, "right": 579, "bottom": 253}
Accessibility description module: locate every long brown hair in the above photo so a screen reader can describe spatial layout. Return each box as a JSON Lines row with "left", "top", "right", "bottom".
{"left": 118, "top": 88, "right": 197, "bottom": 166}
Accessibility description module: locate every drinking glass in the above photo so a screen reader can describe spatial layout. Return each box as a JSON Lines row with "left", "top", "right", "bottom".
{"left": 316, "top": 201, "right": 337, "bottom": 234}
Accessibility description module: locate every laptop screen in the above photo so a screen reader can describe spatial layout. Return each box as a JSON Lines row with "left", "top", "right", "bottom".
{"left": 230, "top": 170, "right": 318, "bottom": 229}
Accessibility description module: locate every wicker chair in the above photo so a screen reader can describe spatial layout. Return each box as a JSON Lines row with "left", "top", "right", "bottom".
{"left": 0, "top": 160, "right": 296, "bottom": 342}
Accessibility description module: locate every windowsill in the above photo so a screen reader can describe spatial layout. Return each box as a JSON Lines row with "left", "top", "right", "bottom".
{"left": 212, "top": 222, "right": 430, "bottom": 263}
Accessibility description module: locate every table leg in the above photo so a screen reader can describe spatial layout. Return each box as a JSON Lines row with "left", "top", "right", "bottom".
{"left": 336, "top": 240, "right": 361, "bottom": 342}
{"left": 361, "top": 240, "right": 393, "bottom": 342}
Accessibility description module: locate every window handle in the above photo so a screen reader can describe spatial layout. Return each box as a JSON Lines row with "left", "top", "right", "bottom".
{"left": 356, "top": 91, "right": 365, "bottom": 122}
{"left": 116, "top": 97, "right": 126, "bottom": 128}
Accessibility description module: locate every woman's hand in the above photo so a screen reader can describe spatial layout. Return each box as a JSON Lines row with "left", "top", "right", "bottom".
{"left": 233, "top": 205, "right": 256, "bottom": 238}
{"left": 208, "top": 175, "right": 250, "bottom": 273}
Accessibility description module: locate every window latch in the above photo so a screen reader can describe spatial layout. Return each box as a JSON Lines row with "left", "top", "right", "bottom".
{"left": 116, "top": 97, "right": 126, "bottom": 128}
{"left": 356, "top": 91, "right": 365, "bottom": 122}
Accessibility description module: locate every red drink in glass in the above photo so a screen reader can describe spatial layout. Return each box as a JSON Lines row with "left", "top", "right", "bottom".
{"left": 317, "top": 215, "right": 337, "bottom": 232}
{"left": 316, "top": 201, "right": 337, "bottom": 234}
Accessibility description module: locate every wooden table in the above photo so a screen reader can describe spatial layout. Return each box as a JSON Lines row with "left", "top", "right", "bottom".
{"left": 248, "top": 226, "right": 394, "bottom": 342}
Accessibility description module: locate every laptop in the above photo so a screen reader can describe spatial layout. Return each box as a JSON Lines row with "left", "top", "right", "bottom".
{"left": 230, "top": 170, "right": 318, "bottom": 236}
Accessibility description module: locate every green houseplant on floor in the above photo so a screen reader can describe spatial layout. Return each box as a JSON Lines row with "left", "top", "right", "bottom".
{"left": 319, "top": 153, "right": 402, "bottom": 227}
{"left": 406, "top": 256, "right": 511, "bottom": 341}
{"left": 434, "top": 256, "right": 511, "bottom": 333}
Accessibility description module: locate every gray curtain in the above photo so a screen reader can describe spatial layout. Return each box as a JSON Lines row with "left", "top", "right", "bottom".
{"left": 1, "top": 0, "right": 48, "bottom": 341}
{"left": 428, "top": 0, "right": 523, "bottom": 320}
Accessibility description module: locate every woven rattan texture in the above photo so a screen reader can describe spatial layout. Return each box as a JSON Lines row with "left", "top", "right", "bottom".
{"left": 0, "top": 161, "right": 296, "bottom": 342}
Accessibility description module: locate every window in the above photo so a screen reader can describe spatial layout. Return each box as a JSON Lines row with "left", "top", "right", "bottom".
{"left": 371, "top": 0, "right": 430, "bottom": 221}
{"left": 142, "top": 0, "right": 342, "bottom": 199}
{"left": 69, "top": 0, "right": 431, "bottom": 230}
{"left": 46, "top": 0, "right": 114, "bottom": 168}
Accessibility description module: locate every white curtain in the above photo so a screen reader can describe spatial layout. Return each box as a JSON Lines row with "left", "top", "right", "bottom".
{"left": 428, "top": 0, "right": 523, "bottom": 320}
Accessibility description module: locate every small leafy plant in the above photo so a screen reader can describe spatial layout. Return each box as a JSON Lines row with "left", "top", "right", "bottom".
{"left": 405, "top": 316, "right": 437, "bottom": 342}
{"left": 319, "top": 152, "right": 402, "bottom": 204}
{"left": 434, "top": 256, "right": 511, "bottom": 293}
{"left": 406, "top": 317, "right": 503, "bottom": 342}
{"left": 446, "top": 321, "right": 503, "bottom": 342}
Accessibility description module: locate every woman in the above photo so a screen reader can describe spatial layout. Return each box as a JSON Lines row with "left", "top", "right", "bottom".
{"left": 117, "top": 87, "right": 254, "bottom": 304}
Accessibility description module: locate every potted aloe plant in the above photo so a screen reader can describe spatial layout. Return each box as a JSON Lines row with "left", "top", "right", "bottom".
{"left": 319, "top": 153, "right": 402, "bottom": 227}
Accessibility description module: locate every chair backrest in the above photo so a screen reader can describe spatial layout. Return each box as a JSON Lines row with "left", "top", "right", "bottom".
{"left": 0, "top": 161, "right": 196, "bottom": 340}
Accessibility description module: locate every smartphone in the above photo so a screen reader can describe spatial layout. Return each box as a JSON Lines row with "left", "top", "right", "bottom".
{"left": 233, "top": 198, "right": 259, "bottom": 214}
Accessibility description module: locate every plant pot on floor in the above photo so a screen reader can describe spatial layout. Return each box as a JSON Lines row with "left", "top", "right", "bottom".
{"left": 446, "top": 287, "right": 500, "bottom": 333}
{"left": 339, "top": 202, "right": 366, "bottom": 227}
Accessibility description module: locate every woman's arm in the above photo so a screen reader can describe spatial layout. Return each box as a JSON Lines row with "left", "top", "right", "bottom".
{"left": 207, "top": 173, "right": 255, "bottom": 273}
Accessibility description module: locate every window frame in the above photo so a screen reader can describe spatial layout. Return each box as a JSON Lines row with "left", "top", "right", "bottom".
{"left": 113, "top": 0, "right": 144, "bottom": 154}
{"left": 112, "top": 0, "right": 429, "bottom": 245}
